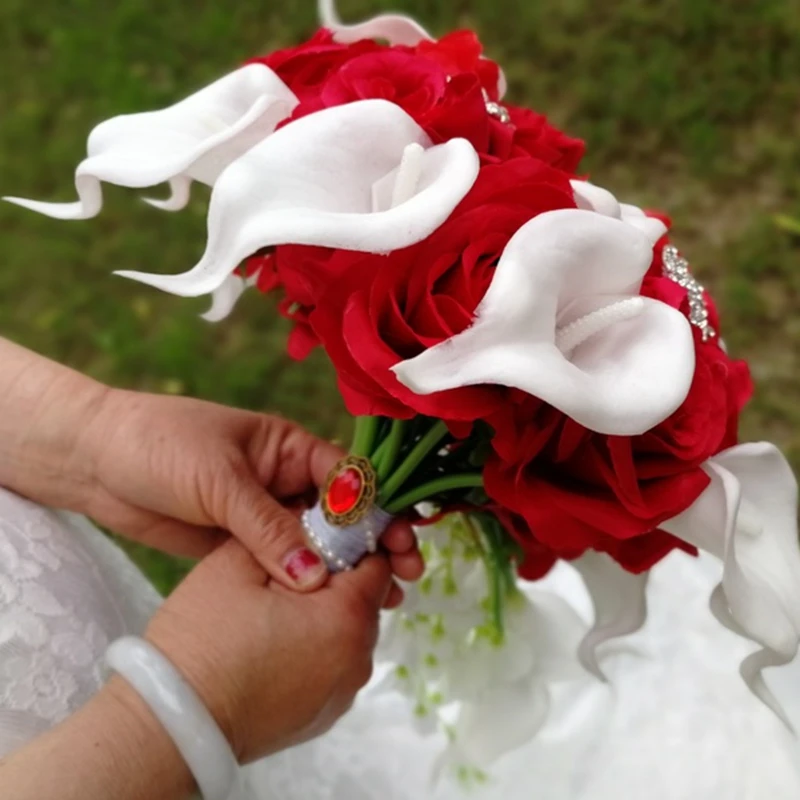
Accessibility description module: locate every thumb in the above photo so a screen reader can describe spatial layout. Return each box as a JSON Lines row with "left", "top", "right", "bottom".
{"left": 221, "top": 470, "right": 329, "bottom": 591}
{"left": 331, "top": 554, "right": 393, "bottom": 613}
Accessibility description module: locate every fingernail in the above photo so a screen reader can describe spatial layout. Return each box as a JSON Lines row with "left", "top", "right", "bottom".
{"left": 284, "top": 548, "right": 327, "bottom": 586}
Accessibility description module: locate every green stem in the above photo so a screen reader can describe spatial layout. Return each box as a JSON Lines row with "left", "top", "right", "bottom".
{"left": 375, "top": 419, "right": 406, "bottom": 482}
{"left": 350, "top": 416, "right": 379, "bottom": 458}
{"left": 370, "top": 438, "right": 389, "bottom": 470}
{"left": 377, "top": 420, "right": 450, "bottom": 506}
{"left": 383, "top": 473, "right": 484, "bottom": 515}
{"left": 463, "top": 513, "right": 505, "bottom": 642}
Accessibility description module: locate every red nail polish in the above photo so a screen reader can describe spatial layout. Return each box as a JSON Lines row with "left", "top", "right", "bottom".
{"left": 284, "top": 548, "right": 326, "bottom": 584}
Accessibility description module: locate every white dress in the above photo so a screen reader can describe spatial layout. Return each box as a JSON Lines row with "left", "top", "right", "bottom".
{"left": 2, "top": 485, "right": 799, "bottom": 799}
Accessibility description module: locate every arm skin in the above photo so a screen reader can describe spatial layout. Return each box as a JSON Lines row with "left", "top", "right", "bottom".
{"left": 0, "top": 337, "right": 423, "bottom": 596}
{"left": 0, "top": 679, "right": 195, "bottom": 800}
{"left": 0, "top": 337, "right": 108, "bottom": 512}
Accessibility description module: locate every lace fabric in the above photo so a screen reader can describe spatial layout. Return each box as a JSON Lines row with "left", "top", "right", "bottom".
{"left": 0, "top": 488, "right": 160, "bottom": 756}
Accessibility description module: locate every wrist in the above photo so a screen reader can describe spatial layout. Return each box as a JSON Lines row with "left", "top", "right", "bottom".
{"left": 101, "top": 675, "right": 196, "bottom": 797}
{"left": 0, "top": 338, "right": 111, "bottom": 510}
{"left": 144, "top": 617, "right": 244, "bottom": 761}
{"left": 0, "top": 676, "right": 195, "bottom": 800}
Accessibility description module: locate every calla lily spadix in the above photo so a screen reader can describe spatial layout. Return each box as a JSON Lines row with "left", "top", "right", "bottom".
{"left": 115, "top": 99, "right": 479, "bottom": 299}
{"left": 3, "top": 64, "right": 298, "bottom": 220}
{"left": 392, "top": 208, "right": 696, "bottom": 436}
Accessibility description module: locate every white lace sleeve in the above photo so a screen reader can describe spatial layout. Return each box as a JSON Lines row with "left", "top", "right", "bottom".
{"left": 0, "top": 488, "right": 160, "bottom": 757}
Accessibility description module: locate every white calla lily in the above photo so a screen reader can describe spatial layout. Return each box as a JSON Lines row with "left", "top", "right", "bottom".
{"left": 319, "top": 0, "right": 508, "bottom": 98}
{"left": 114, "top": 99, "right": 479, "bottom": 298}
{"left": 4, "top": 64, "right": 298, "bottom": 220}
{"left": 201, "top": 271, "right": 261, "bottom": 323}
{"left": 444, "top": 589, "right": 586, "bottom": 767}
{"left": 661, "top": 442, "right": 800, "bottom": 724}
{"left": 456, "top": 677, "right": 551, "bottom": 765}
{"left": 319, "top": 0, "right": 432, "bottom": 47}
{"left": 393, "top": 208, "right": 695, "bottom": 435}
{"left": 571, "top": 551, "right": 649, "bottom": 680}
{"left": 571, "top": 179, "right": 668, "bottom": 246}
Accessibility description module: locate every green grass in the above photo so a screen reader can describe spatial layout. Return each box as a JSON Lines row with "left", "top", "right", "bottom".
{"left": 1, "top": 0, "right": 799, "bottom": 594}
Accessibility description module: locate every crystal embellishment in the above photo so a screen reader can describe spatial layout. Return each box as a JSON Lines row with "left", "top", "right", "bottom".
{"left": 662, "top": 244, "right": 716, "bottom": 342}
{"left": 481, "top": 88, "right": 511, "bottom": 124}
{"left": 321, "top": 455, "right": 378, "bottom": 526}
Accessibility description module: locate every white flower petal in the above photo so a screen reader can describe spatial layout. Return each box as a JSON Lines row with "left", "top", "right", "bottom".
{"left": 319, "top": 0, "right": 433, "bottom": 46}
{"left": 115, "top": 99, "right": 479, "bottom": 298}
{"left": 393, "top": 209, "right": 695, "bottom": 435}
{"left": 572, "top": 179, "right": 667, "bottom": 245}
{"left": 142, "top": 175, "right": 193, "bottom": 212}
{"left": 661, "top": 442, "right": 800, "bottom": 724}
{"left": 621, "top": 208, "right": 668, "bottom": 245}
{"left": 457, "top": 678, "right": 551, "bottom": 766}
{"left": 570, "top": 552, "right": 649, "bottom": 680}
{"left": 571, "top": 179, "right": 621, "bottom": 217}
{"left": 201, "top": 271, "right": 260, "bottom": 322}
{"left": 4, "top": 64, "right": 297, "bottom": 220}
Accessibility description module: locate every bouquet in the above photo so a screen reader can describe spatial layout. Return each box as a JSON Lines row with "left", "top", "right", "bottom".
{"left": 8, "top": 0, "right": 800, "bottom": 773}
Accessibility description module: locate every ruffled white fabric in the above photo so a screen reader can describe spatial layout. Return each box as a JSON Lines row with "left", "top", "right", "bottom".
{"left": 3, "top": 65, "right": 298, "bottom": 220}
{"left": 393, "top": 207, "right": 695, "bottom": 435}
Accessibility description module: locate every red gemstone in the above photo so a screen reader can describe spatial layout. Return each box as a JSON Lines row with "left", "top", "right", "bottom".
{"left": 327, "top": 467, "right": 364, "bottom": 515}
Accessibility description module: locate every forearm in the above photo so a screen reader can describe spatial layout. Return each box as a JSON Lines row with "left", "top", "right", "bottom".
{"left": 0, "top": 337, "right": 107, "bottom": 509}
{"left": 0, "top": 678, "right": 195, "bottom": 800}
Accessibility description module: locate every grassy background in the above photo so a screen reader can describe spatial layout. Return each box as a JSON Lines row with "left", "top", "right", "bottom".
{"left": 1, "top": 0, "right": 798, "bottom": 594}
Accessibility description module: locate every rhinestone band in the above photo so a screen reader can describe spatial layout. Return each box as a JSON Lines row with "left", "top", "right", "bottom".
{"left": 662, "top": 244, "right": 716, "bottom": 342}
{"left": 482, "top": 88, "right": 511, "bottom": 124}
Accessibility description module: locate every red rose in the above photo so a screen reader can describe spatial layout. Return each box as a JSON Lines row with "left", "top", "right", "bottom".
{"left": 492, "top": 508, "right": 558, "bottom": 580}
{"left": 295, "top": 158, "right": 577, "bottom": 420}
{"left": 483, "top": 241, "right": 752, "bottom": 568}
{"left": 486, "top": 104, "right": 586, "bottom": 173}
{"left": 249, "top": 29, "right": 380, "bottom": 102}
{"left": 251, "top": 30, "right": 584, "bottom": 172}
{"left": 319, "top": 50, "right": 447, "bottom": 117}
{"left": 415, "top": 30, "right": 502, "bottom": 100}
{"left": 287, "top": 50, "right": 492, "bottom": 155}
{"left": 493, "top": 506, "right": 689, "bottom": 578}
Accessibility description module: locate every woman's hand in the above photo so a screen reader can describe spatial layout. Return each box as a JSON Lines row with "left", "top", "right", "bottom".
{"left": 145, "top": 539, "right": 394, "bottom": 761}
{"left": 0, "top": 541, "right": 396, "bottom": 800}
{"left": 0, "top": 338, "right": 423, "bottom": 598}
{"left": 82, "top": 389, "right": 423, "bottom": 597}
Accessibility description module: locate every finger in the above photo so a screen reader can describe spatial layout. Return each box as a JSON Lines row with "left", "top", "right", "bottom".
{"left": 390, "top": 550, "right": 426, "bottom": 583}
{"left": 196, "top": 537, "right": 268, "bottom": 587}
{"left": 382, "top": 581, "right": 405, "bottom": 610}
{"left": 223, "top": 471, "right": 329, "bottom": 591}
{"left": 381, "top": 521, "right": 417, "bottom": 555}
{"left": 256, "top": 420, "right": 344, "bottom": 500}
{"left": 333, "top": 554, "right": 393, "bottom": 613}
{"left": 99, "top": 502, "right": 228, "bottom": 559}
